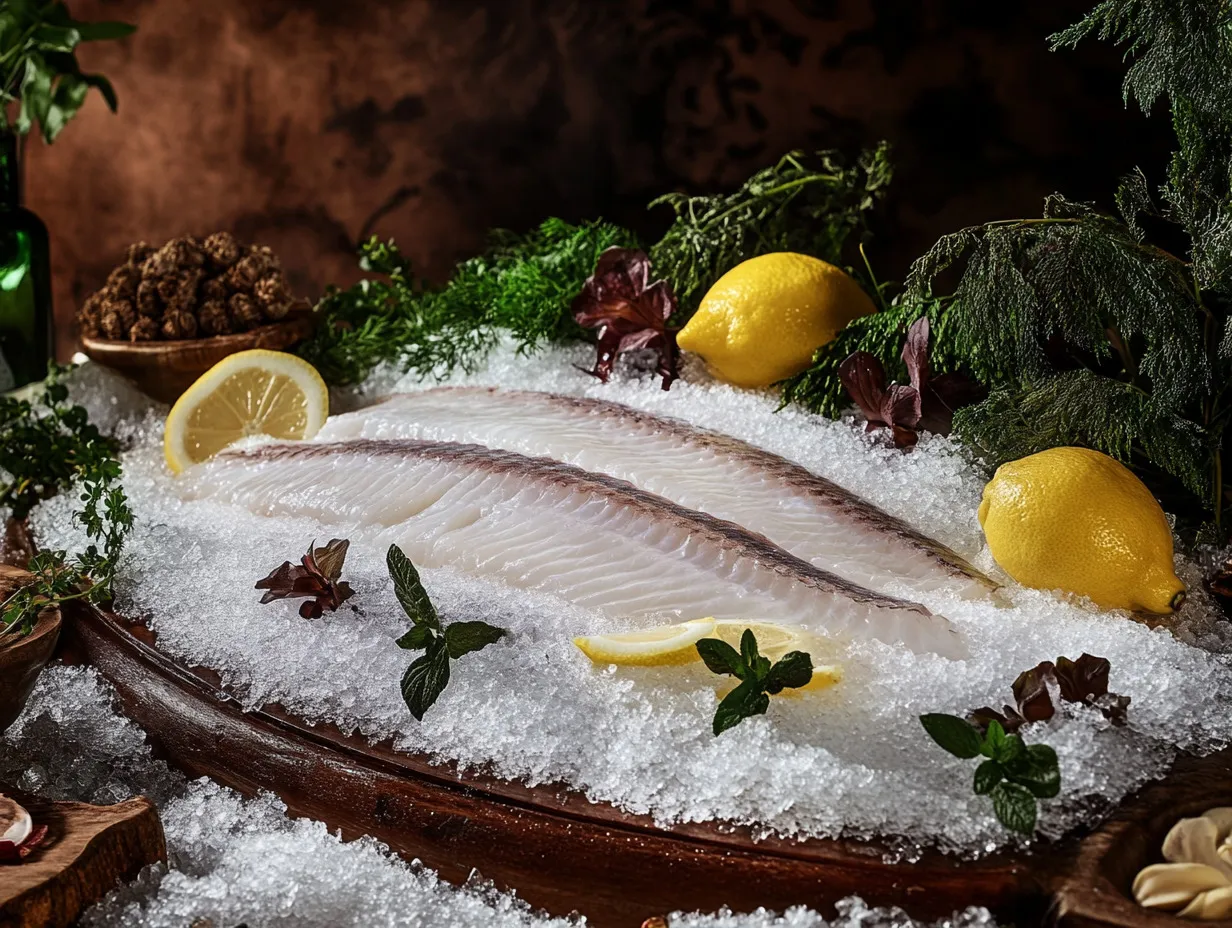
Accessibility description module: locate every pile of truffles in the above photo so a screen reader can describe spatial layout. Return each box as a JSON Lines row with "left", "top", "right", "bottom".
{"left": 77, "top": 233, "right": 299, "bottom": 342}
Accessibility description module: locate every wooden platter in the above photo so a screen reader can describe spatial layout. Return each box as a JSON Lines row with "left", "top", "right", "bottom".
{"left": 0, "top": 565, "right": 61, "bottom": 734}
{"left": 0, "top": 786, "right": 165, "bottom": 928}
{"left": 79, "top": 310, "right": 316, "bottom": 404}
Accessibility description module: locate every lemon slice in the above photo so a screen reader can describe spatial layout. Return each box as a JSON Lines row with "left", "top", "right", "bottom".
{"left": 711, "top": 620, "right": 843, "bottom": 692}
{"left": 574, "top": 618, "right": 717, "bottom": 666}
{"left": 164, "top": 349, "right": 328, "bottom": 474}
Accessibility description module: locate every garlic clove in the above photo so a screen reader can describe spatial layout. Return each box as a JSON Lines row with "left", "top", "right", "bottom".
{"left": 1134, "top": 863, "right": 1231, "bottom": 911}
{"left": 1202, "top": 808, "right": 1232, "bottom": 843}
{"left": 1164, "top": 816, "right": 1232, "bottom": 875}
{"left": 1178, "top": 885, "right": 1232, "bottom": 920}
{"left": 0, "top": 795, "right": 31, "bottom": 847}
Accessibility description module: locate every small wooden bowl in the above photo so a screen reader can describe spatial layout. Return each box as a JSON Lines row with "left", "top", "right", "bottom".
{"left": 0, "top": 565, "right": 61, "bottom": 735}
{"left": 80, "top": 311, "right": 317, "bottom": 405}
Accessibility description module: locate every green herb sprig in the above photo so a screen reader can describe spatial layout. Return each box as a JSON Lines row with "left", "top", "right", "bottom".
{"left": 299, "top": 219, "right": 639, "bottom": 386}
{"left": 0, "top": 366, "right": 133, "bottom": 639}
{"left": 649, "top": 143, "right": 892, "bottom": 320}
{"left": 0, "top": 1, "right": 136, "bottom": 144}
{"left": 920, "top": 714, "right": 1060, "bottom": 835}
{"left": 386, "top": 544, "right": 507, "bottom": 720}
{"left": 696, "top": 629, "right": 813, "bottom": 736}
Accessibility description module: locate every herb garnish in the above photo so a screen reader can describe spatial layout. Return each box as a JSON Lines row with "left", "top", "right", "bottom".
{"left": 0, "top": 366, "right": 133, "bottom": 639}
{"left": 839, "top": 316, "right": 982, "bottom": 449}
{"left": 572, "top": 247, "right": 678, "bottom": 390}
{"left": 696, "top": 629, "right": 813, "bottom": 736}
{"left": 255, "top": 538, "right": 355, "bottom": 619}
{"left": 386, "top": 545, "right": 507, "bottom": 721}
{"left": 649, "top": 144, "right": 892, "bottom": 318}
{"left": 920, "top": 714, "right": 1060, "bottom": 836}
{"left": 972, "top": 653, "right": 1129, "bottom": 734}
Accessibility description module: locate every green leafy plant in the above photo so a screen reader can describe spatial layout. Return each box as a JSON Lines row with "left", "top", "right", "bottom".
{"left": 0, "top": 366, "right": 133, "bottom": 639}
{"left": 303, "top": 147, "right": 889, "bottom": 389}
{"left": 695, "top": 629, "right": 814, "bottom": 736}
{"left": 299, "top": 219, "right": 639, "bottom": 386}
{"left": 386, "top": 544, "right": 507, "bottom": 720}
{"left": 920, "top": 714, "right": 1060, "bottom": 835}
{"left": 649, "top": 144, "right": 892, "bottom": 319}
{"left": 0, "top": 1, "right": 136, "bottom": 144}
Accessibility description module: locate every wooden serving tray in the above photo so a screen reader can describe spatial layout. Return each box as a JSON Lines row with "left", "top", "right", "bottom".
{"left": 47, "top": 596, "right": 1232, "bottom": 928}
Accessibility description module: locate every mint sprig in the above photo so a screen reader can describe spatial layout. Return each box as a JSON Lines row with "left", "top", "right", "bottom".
{"left": 696, "top": 629, "right": 813, "bottom": 736}
{"left": 387, "top": 545, "right": 507, "bottom": 720}
{"left": 920, "top": 714, "right": 1060, "bottom": 835}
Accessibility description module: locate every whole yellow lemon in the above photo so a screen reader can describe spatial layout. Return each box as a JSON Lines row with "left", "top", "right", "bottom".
{"left": 978, "top": 447, "right": 1185, "bottom": 614}
{"left": 676, "top": 253, "right": 876, "bottom": 388}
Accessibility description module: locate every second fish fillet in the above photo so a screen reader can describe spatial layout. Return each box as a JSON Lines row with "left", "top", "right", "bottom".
{"left": 179, "top": 439, "right": 967, "bottom": 658}
{"left": 317, "top": 388, "right": 995, "bottom": 599}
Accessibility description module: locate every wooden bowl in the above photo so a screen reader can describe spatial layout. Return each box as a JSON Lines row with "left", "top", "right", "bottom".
{"left": 0, "top": 565, "right": 61, "bottom": 735}
{"left": 80, "top": 311, "right": 317, "bottom": 405}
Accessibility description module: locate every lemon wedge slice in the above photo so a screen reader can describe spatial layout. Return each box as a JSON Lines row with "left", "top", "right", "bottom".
{"left": 164, "top": 349, "right": 328, "bottom": 474}
{"left": 573, "top": 618, "right": 717, "bottom": 666}
{"left": 710, "top": 620, "right": 843, "bottom": 692}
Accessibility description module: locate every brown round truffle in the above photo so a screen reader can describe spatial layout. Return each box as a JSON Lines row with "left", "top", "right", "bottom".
{"left": 126, "top": 241, "right": 155, "bottom": 269}
{"left": 161, "top": 309, "right": 199, "bottom": 340}
{"left": 129, "top": 317, "right": 160, "bottom": 341}
{"left": 253, "top": 274, "right": 291, "bottom": 320}
{"left": 136, "top": 279, "right": 162, "bottom": 318}
{"left": 100, "top": 298, "right": 136, "bottom": 340}
{"left": 228, "top": 292, "right": 263, "bottom": 331}
{"left": 202, "top": 231, "right": 241, "bottom": 270}
{"left": 198, "top": 300, "right": 233, "bottom": 336}
{"left": 104, "top": 265, "right": 140, "bottom": 302}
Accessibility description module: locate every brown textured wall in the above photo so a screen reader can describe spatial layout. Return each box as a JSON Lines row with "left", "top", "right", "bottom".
{"left": 29, "top": 0, "right": 1173, "bottom": 358}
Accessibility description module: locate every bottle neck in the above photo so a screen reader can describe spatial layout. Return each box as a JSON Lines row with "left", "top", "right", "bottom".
{"left": 0, "top": 132, "right": 21, "bottom": 211}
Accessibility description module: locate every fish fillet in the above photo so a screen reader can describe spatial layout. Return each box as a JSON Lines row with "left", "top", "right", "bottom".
{"left": 180, "top": 439, "right": 967, "bottom": 658}
{"left": 316, "top": 388, "right": 994, "bottom": 599}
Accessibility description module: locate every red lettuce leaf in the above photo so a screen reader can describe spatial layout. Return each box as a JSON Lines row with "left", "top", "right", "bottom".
{"left": 256, "top": 538, "right": 355, "bottom": 619}
{"left": 572, "top": 248, "right": 679, "bottom": 390}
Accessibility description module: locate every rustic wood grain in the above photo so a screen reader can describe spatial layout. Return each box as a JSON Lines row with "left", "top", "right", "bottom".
{"left": 0, "top": 788, "right": 165, "bottom": 928}
{"left": 0, "top": 566, "right": 61, "bottom": 735}
{"left": 80, "top": 311, "right": 316, "bottom": 404}
{"left": 56, "top": 597, "right": 1051, "bottom": 928}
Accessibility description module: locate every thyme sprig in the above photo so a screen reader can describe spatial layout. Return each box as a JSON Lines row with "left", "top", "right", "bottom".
{"left": 0, "top": 366, "right": 132, "bottom": 639}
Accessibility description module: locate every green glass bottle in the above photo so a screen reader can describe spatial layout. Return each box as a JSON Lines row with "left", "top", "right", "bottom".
{"left": 0, "top": 131, "right": 52, "bottom": 391}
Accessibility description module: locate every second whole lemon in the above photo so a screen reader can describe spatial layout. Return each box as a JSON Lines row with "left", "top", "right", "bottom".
{"left": 978, "top": 447, "right": 1184, "bottom": 614}
{"left": 676, "top": 252, "right": 876, "bottom": 388}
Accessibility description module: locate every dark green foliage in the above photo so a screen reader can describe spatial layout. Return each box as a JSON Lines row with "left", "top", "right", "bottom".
{"left": 696, "top": 629, "right": 814, "bottom": 736}
{"left": 299, "top": 219, "right": 640, "bottom": 386}
{"left": 778, "top": 295, "right": 966, "bottom": 418}
{"left": 0, "top": 365, "right": 133, "bottom": 639}
{"left": 0, "top": 1, "right": 136, "bottom": 143}
{"left": 649, "top": 143, "right": 892, "bottom": 318}
{"left": 783, "top": 0, "right": 1232, "bottom": 536}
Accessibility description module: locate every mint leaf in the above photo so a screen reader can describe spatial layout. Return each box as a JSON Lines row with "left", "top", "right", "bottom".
{"left": 764, "top": 650, "right": 813, "bottom": 694}
{"left": 992, "top": 731, "right": 1027, "bottom": 768}
{"left": 981, "top": 719, "right": 1007, "bottom": 758}
{"left": 739, "top": 629, "right": 761, "bottom": 672}
{"left": 395, "top": 625, "right": 434, "bottom": 651}
{"left": 713, "top": 678, "right": 771, "bottom": 736}
{"left": 696, "top": 638, "right": 744, "bottom": 678}
{"left": 444, "top": 620, "right": 507, "bottom": 659}
{"left": 386, "top": 544, "right": 440, "bottom": 630}
{"left": 400, "top": 637, "right": 451, "bottom": 721}
{"left": 973, "top": 760, "right": 1003, "bottom": 795}
{"left": 1008, "top": 743, "right": 1061, "bottom": 799}
{"left": 920, "top": 713, "right": 983, "bottom": 759}
{"left": 991, "top": 781, "right": 1038, "bottom": 835}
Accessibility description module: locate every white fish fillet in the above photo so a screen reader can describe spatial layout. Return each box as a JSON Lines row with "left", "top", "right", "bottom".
{"left": 316, "top": 387, "right": 994, "bottom": 599}
{"left": 180, "top": 439, "right": 967, "bottom": 658}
